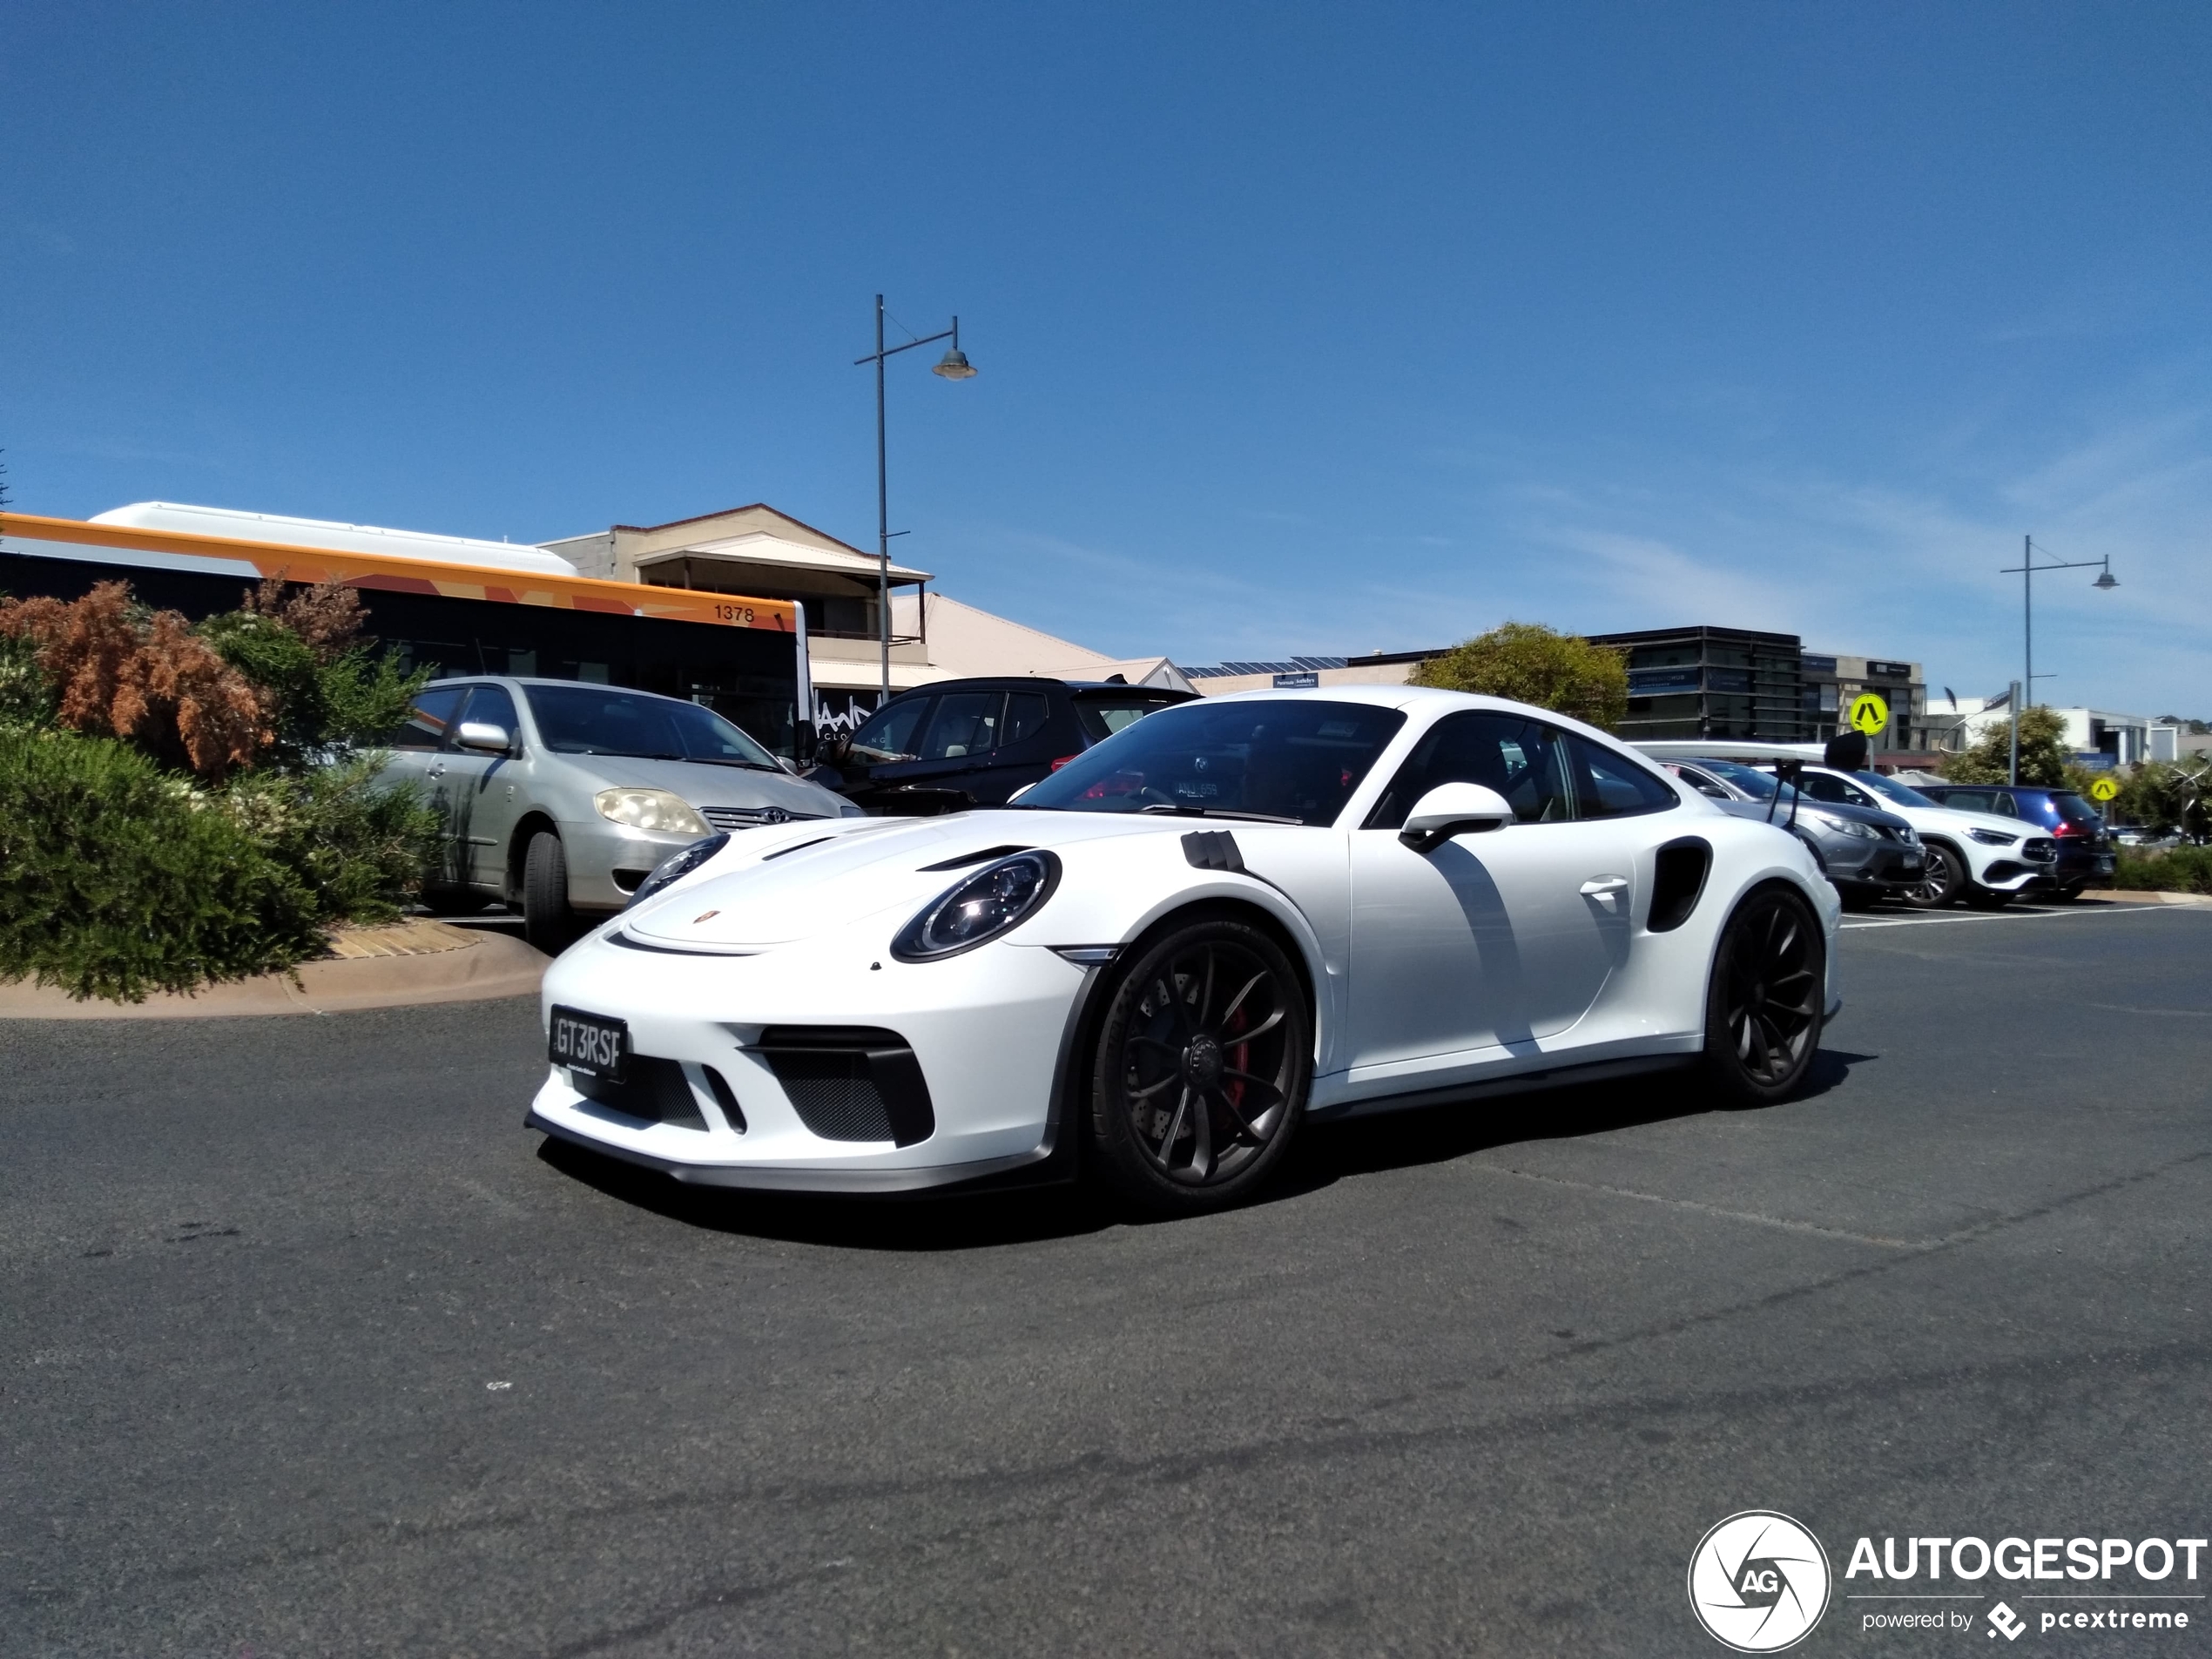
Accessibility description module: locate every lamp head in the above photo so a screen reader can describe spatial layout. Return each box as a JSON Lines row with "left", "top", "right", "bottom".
{"left": 932, "top": 347, "right": 977, "bottom": 381}
{"left": 2093, "top": 569, "right": 2118, "bottom": 590}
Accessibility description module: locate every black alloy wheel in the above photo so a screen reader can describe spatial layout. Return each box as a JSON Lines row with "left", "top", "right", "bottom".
{"left": 1089, "top": 918, "right": 1311, "bottom": 1213}
{"left": 1702, "top": 887, "right": 1825, "bottom": 1107}
{"left": 1903, "top": 841, "right": 1963, "bottom": 908}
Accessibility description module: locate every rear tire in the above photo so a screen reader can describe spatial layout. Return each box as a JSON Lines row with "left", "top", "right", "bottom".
{"left": 1087, "top": 918, "right": 1311, "bottom": 1214}
{"left": 1904, "top": 842, "right": 1964, "bottom": 908}
{"left": 1701, "top": 887, "right": 1825, "bottom": 1109}
{"left": 522, "top": 830, "right": 578, "bottom": 954}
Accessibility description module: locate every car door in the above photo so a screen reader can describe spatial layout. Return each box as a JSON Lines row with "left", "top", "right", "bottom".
{"left": 868, "top": 691, "right": 1007, "bottom": 806}
{"left": 381, "top": 685, "right": 471, "bottom": 882}
{"left": 447, "top": 683, "right": 523, "bottom": 892}
{"left": 1345, "top": 713, "right": 1654, "bottom": 1069}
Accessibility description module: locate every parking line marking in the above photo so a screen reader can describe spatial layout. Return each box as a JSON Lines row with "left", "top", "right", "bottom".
{"left": 1467, "top": 1163, "right": 1931, "bottom": 1249}
{"left": 1840, "top": 904, "right": 2194, "bottom": 931}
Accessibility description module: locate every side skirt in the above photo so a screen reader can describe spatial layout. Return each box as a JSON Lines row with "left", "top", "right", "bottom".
{"left": 1311, "top": 1052, "right": 1699, "bottom": 1121}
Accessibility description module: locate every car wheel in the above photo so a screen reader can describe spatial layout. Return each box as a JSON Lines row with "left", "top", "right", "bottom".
{"left": 1087, "top": 917, "right": 1311, "bottom": 1214}
{"left": 1702, "top": 887, "right": 1825, "bottom": 1108}
{"left": 522, "top": 830, "right": 578, "bottom": 954}
{"left": 1903, "top": 842, "right": 1963, "bottom": 908}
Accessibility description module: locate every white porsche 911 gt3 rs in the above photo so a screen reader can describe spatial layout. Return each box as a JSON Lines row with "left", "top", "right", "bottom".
{"left": 529, "top": 687, "right": 1843, "bottom": 1213}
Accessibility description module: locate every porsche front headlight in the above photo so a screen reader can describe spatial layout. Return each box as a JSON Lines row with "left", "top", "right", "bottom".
{"left": 595, "top": 788, "right": 708, "bottom": 836}
{"left": 892, "top": 850, "right": 1062, "bottom": 962}
{"left": 627, "top": 833, "right": 731, "bottom": 907}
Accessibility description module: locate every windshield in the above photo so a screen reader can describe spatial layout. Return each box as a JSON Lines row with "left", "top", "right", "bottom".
{"left": 1689, "top": 757, "right": 1797, "bottom": 801}
{"left": 523, "top": 685, "right": 779, "bottom": 767}
{"left": 1852, "top": 771, "right": 1938, "bottom": 808}
{"left": 1015, "top": 698, "right": 1407, "bottom": 825}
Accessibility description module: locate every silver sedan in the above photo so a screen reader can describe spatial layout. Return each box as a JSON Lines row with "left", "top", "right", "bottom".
{"left": 378, "top": 677, "right": 860, "bottom": 949}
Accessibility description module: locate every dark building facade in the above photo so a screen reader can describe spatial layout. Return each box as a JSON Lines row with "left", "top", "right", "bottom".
{"left": 1587, "top": 625, "right": 1810, "bottom": 743}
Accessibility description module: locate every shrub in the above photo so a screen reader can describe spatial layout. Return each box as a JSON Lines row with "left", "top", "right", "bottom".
{"left": 221, "top": 757, "right": 440, "bottom": 925}
{"left": 2113, "top": 846, "right": 2212, "bottom": 894}
{"left": 1411, "top": 623, "right": 1630, "bottom": 731}
{"left": 0, "top": 582, "right": 269, "bottom": 779}
{"left": 0, "top": 728, "right": 323, "bottom": 1000}
{"left": 201, "top": 576, "right": 427, "bottom": 765}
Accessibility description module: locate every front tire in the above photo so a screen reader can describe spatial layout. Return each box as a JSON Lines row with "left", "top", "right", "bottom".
{"left": 522, "top": 830, "right": 578, "bottom": 954}
{"left": 1702, "top": 887, "right": 1825, "bottom": 1108}
{"left": 1087, "top": 918, "right": 1311, "bottom": 1214}
{"left": 1904, "top": 842, "right": 1964, "bottom": 908}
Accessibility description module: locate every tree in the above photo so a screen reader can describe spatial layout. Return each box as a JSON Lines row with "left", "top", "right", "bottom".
{"left": 1942, "top": 705, "right": 2070, "bottom": 786}
{"left": 1410, "top": 622, "right": 1629, "bottom": 730}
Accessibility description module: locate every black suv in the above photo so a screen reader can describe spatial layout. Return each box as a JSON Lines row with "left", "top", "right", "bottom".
{"left": 813, "top": 676, "right": 1196, "bottom": 815}
{"left": 1916, "top": 783, "right": 2116, "bottom": 900}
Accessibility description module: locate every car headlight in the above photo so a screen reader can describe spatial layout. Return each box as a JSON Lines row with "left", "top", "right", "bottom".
{"left": 892, "top": 849, "right": 1062, "bottom": 962}
{"left": 627, "top": 833, "right": 731, "bottom": 907}
{"left": 1969, "top": 827, "right": 2018, "bottom": 846}
{"left": 595, "top": 787, "right": 708, "bottom": 836}
{"left": 1898, "top": 826, "right": 1920, "bottom": 846}
{"left": 1805, "top": 810, "right": 1878, "bottom": 840}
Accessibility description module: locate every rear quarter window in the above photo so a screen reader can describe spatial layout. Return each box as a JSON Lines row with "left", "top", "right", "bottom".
{"left": 1076, "top": 697, "right": 1180, "bottom": 744}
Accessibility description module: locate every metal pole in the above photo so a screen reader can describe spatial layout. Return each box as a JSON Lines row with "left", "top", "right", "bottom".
{"left": 2008, "top": 680, "right": 2020, "bottom": 788}
{"left": 2026, "top": 535, "right": 2034, "bottom": 787}
{"left": 875, "top": 295, "right": 890, "bottom": 704}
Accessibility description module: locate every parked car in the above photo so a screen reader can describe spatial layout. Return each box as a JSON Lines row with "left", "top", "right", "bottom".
{"left": 1913, "top": 784, "right": 2116, "bottom": 900}
{"left": 1774, "top": 766, "right": 2064, "bottom": 908}
{"left": 1656, "top": 756, "right": 1921, "bottom": 908}
{"left": 377, "top": 677, "right": 860, "bottom": 950}
{"left": 813, "top": 676, "right": 1196, "bottom": 815}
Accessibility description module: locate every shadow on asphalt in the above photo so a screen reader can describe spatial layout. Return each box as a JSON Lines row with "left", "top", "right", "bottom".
{"left": 534, "top": 1045, "right": 1878, "bottom": 1248}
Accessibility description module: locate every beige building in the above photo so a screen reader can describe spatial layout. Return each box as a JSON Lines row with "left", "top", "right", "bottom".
{"left": 543, "top": 505, "right": 1188, "bottom": 725}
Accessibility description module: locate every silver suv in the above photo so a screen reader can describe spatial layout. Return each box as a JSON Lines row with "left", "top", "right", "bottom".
{"left": 378, "top": 678, "right": 859, "bottom": 949}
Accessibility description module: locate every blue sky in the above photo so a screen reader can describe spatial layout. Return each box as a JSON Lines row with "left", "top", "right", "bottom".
{"left": 6, "top": 3, "right": 2209, "bottom": 712}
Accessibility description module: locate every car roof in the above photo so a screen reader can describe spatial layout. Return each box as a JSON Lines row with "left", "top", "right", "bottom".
{"left": 880, "top": 675, "right": 1192, "bottom": 698}
{"left": 426, "top": 674, "right": 699, "bottom": 705}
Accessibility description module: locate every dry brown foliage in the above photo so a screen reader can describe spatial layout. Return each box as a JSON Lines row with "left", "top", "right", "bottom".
{"left": 0, "top": 582, "right": 272, "bottom": 779}
{"left": 240, "top": 571, "right": 370, "bottom": 664}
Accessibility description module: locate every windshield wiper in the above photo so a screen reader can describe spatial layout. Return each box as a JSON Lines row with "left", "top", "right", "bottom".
{"left": 1139, "top": 804, "right": 1304, "bottom": 825}
{"left": 685, "top": 757, "right": 781, "bottom": 771}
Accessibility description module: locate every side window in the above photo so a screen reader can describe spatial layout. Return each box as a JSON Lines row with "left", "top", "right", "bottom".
{"left": 1670, "top": 765, "right": 1730, "bottom": 800}
{"left": 1366, "top": 712, "right": 1575, "bottom": 829}
{"left": 849, "top": 696, "right": 929, "bottom": 763}
{"left": 1836, "top": 779, "right": 1877, "bottom": 808}
{"left": 1570, "top": 736, "right": 1679, "bottom": 817}
{"left": 392, "top": 685, "right": 469, "bottom": 751}
{"left": 1797, "top": 772, "right": 1850, "bottom": 805}
{"left": 1003, "top": 691, "right": 1052, "bottom": 746}
{"left": 1994, "top": 792, "right": 2020, "bottom": 818}
{"left": 1944, "top": 789, "right": 1993, "bottom": 814}
{"left": 459, "top": 685, "right": 519, "bottom": 741}
{"left": 918, "top": 692, "right": 1006, "bottom": 759}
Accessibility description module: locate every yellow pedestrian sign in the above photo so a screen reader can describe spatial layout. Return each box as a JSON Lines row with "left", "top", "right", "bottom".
{"left": 2089, "top": 777, "right": 2120, "bottom": 803}
{"left": 1847, "top": 692, "right": 1889, "bottom": 737}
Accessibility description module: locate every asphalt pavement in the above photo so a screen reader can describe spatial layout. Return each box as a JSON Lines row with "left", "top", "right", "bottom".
{"left": 3, "top": 903, "right": 2209, "bottom": 1656}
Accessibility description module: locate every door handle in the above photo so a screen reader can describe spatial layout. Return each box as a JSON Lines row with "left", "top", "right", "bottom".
{"left": 1580, "top": 875, "right": 1629, "bottom": 897}
{"left": 428, "top": 763, "right": 447, "bottom": 779}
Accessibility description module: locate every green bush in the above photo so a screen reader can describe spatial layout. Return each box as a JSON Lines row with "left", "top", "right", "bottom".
{"left": 0, "top": 728, "right": 325, "bottom": 1000}
{"left": 221, "top": 756, "right": 440, "bottom": 925}
{"left": 2113, "top": 846, "right": 2212, "bottom": 894}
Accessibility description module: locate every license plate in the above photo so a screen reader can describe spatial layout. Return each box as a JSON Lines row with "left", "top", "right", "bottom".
{"left": 1901, "top": 855, "right": 1922, "bottom": 872}
{"left": 550, "top": 1006, "right": 629, "bottom": 1081}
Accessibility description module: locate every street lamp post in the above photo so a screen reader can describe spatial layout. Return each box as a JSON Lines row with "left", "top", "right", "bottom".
{"left": 1997, "top": 535, "right": 2118, "bottom": 785}
{"left": 854, "top": 296, "right": 976, "bottom": 702}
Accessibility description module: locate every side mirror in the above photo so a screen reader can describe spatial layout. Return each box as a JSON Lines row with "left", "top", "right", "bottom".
{"left": 1399, "top": 783, "right": 1514, "bottom": 852}
{"left": 455, "top": 721, "right": 512, "bottom": 754}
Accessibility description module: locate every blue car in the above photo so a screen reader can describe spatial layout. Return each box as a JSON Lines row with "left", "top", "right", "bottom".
{"left": 1914, "top": 784, "right": 2115, "bottom": 900}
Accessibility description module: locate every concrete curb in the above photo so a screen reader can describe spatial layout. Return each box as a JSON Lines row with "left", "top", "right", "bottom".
{"left": 0, "top": 922, "right": 549, "bottom": 1020}
{"left": 2090, "top": 889, "right": 2212, "bottom": 907}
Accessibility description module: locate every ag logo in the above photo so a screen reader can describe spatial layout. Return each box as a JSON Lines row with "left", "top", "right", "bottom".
{"left": 1688, "top": 1511, "right": 1831, "bottom": 1651}
{"left": 1848, "top": 692, "right": 1890, "bottom": 737}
